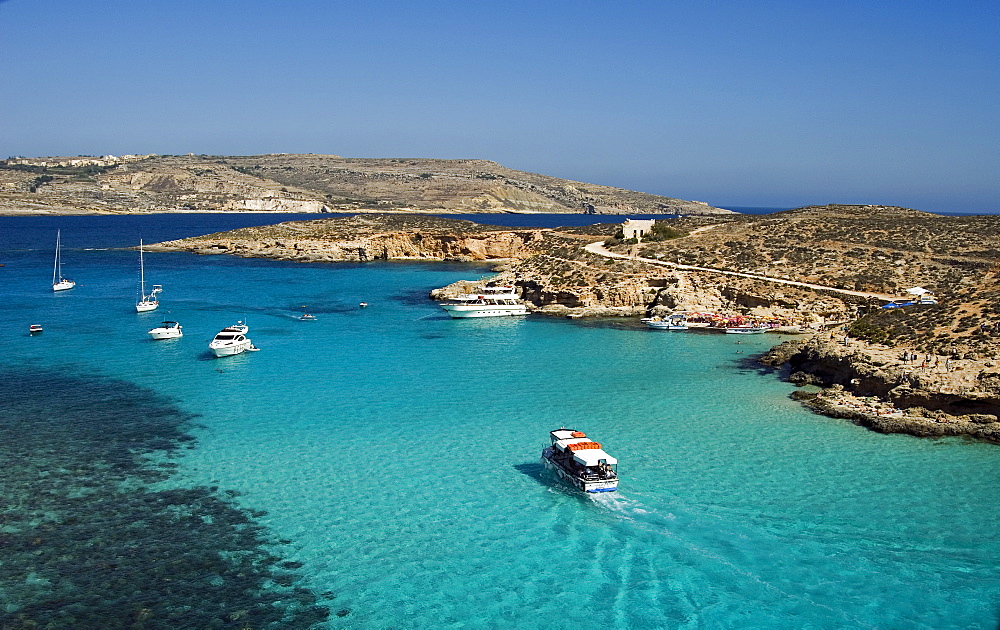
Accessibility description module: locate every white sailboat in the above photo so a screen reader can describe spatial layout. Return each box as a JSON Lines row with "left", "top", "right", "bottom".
{"left": 52, "top": 229, "right": 75, "bottom": 291}
{"left": 135, "top": 239, "right": 162, "bottom": 312}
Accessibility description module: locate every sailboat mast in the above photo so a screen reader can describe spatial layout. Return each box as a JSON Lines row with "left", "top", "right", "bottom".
{"left": 53, "top": 229, "right": 60, "bottom": 284}
{"left": 139, "top": 239, "right": 145, "bottom": 298}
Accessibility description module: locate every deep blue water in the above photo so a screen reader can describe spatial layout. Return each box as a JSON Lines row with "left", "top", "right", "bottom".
{"left": 3, "top": 214, "right": 1000, "bottom": 629}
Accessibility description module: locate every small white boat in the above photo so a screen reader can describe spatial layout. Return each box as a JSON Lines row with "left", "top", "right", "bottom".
{"left": 29, "top": 324, "right": 43, "bottom": 335}
{"left": 440, "top": 285, "right": 528, "bottom": 318}
{"left": 641, "top": 315, "right": 688, "bottom": 330}
{"left": 52, "top": 229, "right": 75, "bottom": 291}
{"left": 135, "top": 240, "right": 162, "bottom": 312}
{"left": 541, "top": 429, "right": 618, "bottom": 493}
{"left": 209, "top": 321, "right": 254, "bottom": 357}
{"left": 724, "top": 326, "right": 769, "bottom": 334}
{"left": 359, "top": 302, "right": 368, "bottom": 308}
{"left": 299, "top": 313, "right": 317, "bottom": 321}
{"left": 148, "top": 321, "right": 183, "bottom": 340}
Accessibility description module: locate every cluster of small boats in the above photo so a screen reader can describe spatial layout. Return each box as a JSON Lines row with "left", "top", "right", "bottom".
{"left": 50, "top": 231, "right": 163, "bottom": 313}
{"left": 149, "top": 320, "right": 258, "bottom": 357}
{"left": 641, "top": 312, "right": 774, "bottom": 334}
{"left": 43, "top": 231, "right": 259, "bottom": 357}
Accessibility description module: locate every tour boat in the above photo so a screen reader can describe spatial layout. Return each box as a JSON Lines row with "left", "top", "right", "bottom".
{"left": 148, "top": 321, "right": 183, "bottom": 340}
{"left": 440, "top": 285, "right": 528, "bottom": 318}
{"left": 52, "top": 229, "right": 75, "bottom": 291}
{"left": 641, "top": 315, "right": 688, "bottom": 330}
{"left": 135, "top": 240, "right": 162, "bottom": 312}
{"left": 209, "top": 321, "right": 255, "bottom": 357}
{"left": 541, "top": 429, "right": 618, "bottom": 493}
{"left": 29, "top": 324, "right": 43, "bottom": 335}
{"left": 724, "top": 326, "right": 769, "bottom": 334}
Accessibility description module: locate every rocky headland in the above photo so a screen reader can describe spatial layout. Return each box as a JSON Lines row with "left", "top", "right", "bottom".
{"left": 0, "top": 153, "right": 731, "bottom": 216}
{"left": 149, "top": 205, "right": 1000, "bottom": 443}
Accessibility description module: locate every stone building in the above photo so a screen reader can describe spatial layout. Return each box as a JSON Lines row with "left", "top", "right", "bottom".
{"left": 621, "top": 218, "right": 655, "bottom": 240}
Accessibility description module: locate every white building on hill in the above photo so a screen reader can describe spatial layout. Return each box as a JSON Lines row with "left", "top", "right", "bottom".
{"left": 622, "top": 218, "right": 655, "bottom": 240}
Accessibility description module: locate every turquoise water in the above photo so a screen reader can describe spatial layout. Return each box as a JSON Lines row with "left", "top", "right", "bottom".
{"left": 3, "top": 217, "right": 1000, "bottom": 628}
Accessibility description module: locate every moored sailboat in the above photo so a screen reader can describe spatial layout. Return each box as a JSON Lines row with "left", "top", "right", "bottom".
{"left": 135, "top": 239, "right": 162, "bottom": 312}
{"left": 52, "top": 229, "right": 75, "bottom": 291}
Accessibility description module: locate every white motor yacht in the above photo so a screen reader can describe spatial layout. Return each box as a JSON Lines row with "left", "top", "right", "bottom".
{"left": 440, "top": 285, "right": 528, "bottom": 318}
{"left": 209, "top": 322, "right": 255, "bottom": 357}
{"left": 148, "top": 321, "right": 183, "bottom": 340}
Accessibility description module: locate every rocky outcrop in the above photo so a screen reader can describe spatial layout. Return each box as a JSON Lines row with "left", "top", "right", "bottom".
{"left": 793, "top": 387, "right": 1000, "bottom": 442}
{"left": 762, "top": 334, "right": 1000, "bottom": 441}
{"left": 223, "top": 199, "right": 329, "bottom": 213}
{"left": 149, "top": 215, "right": 548, "bottom": 263}
{"left": 152, "top": 229, "right": 545, "bottom": 263}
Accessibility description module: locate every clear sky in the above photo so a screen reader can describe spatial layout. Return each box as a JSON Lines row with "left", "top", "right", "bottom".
{"left": 2, "top": 0, "right": 997, "bottom": 213}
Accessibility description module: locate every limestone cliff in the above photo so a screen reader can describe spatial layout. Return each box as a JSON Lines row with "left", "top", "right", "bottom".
{"left": 148, "top": 215, "right": 546, "bottom": 262}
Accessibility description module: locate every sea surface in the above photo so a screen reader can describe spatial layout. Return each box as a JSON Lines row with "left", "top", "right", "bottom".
{"left": 3, "top": 214, "right": 1000, "bottom": 629}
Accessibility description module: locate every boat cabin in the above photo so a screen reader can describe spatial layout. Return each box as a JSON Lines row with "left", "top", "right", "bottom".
{"left": 548, "top": 429, "right": 618, "bottom": 480}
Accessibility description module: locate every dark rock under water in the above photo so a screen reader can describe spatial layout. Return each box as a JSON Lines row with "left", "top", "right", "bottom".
{"left": 0, "top": 368, "right": 330, "bottom": 629}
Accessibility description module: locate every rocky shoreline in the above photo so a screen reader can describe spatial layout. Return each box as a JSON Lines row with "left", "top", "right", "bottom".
{"left": 763, "top": 335, "right": 1000, "bottom": 442}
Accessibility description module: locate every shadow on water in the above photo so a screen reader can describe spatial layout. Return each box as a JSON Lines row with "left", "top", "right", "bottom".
{"left": 732, "top": 352, "right": 781, "bottom": 375}
{"left": 391, "top": 287, "right": 442, "bottom": 307}
{"left": 0, "top": 368, "right": 332, "bottom": 628}
{"left": 513, "top": 462, "right": 547, "bottom": 483}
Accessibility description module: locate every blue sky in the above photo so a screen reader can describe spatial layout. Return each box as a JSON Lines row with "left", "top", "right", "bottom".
{"left": 2, "top": 0, "right": 997, "bottom": 213}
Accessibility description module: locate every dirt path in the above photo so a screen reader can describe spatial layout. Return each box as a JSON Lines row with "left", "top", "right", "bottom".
{"left": 583, "top": 241, "right": 897, "bottom": 301}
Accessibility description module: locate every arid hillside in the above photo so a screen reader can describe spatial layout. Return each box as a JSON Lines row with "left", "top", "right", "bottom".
{"left": 622, "top": 205, "right": 1000, "bottom": 358}
{"left": 632, "top": 205, "right": 998, "bottom": 296}
{"left": 0, "top": 153, "right": 731, "bottom": 216}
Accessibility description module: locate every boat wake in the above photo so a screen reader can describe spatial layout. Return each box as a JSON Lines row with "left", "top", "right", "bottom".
{"left": 589, "top": 491, "right": 674, "bottom": 525}
{"left": 587, "top": 491, "right": 876, "bottom": 629}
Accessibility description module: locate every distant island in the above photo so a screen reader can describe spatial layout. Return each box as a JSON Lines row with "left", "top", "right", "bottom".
{"left": 148, "top": 205, "right": 1000, "bottom": 442}
{"left": 0, "top": 153, "right": 732, "bottom": 216}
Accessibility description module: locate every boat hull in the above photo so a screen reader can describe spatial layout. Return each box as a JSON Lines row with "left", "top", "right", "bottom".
{"left": 643, "top": 321, "right": 688, "bottom": 330}
{"left": 149, "top": 330, "right": 182, "bottom": 340}
{"left": 541, "top": 449, "right": 618, "bottom": 493}
{"left": 136, "top": 301, "right": 158, "bottom": 313}
{"left": 210, "top": 340, "right": 253, "bottom": 357}
{"left": 52, "top": 280, "right": 75, "bottom": 291}
{"left": 724, "top": 327, "right": 768, "bottom": 334}
{"left": 441, "top": 304, "right": 528, "bottom": 318}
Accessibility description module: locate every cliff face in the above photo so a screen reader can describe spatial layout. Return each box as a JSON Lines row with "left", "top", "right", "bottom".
{"left": 151, "top": 229, "right": 545, "bottom": 263}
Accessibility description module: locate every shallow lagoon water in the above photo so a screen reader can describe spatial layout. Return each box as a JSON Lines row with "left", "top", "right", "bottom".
{"left": 3, "top": 215, "right": 1000, "bottom": 628}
